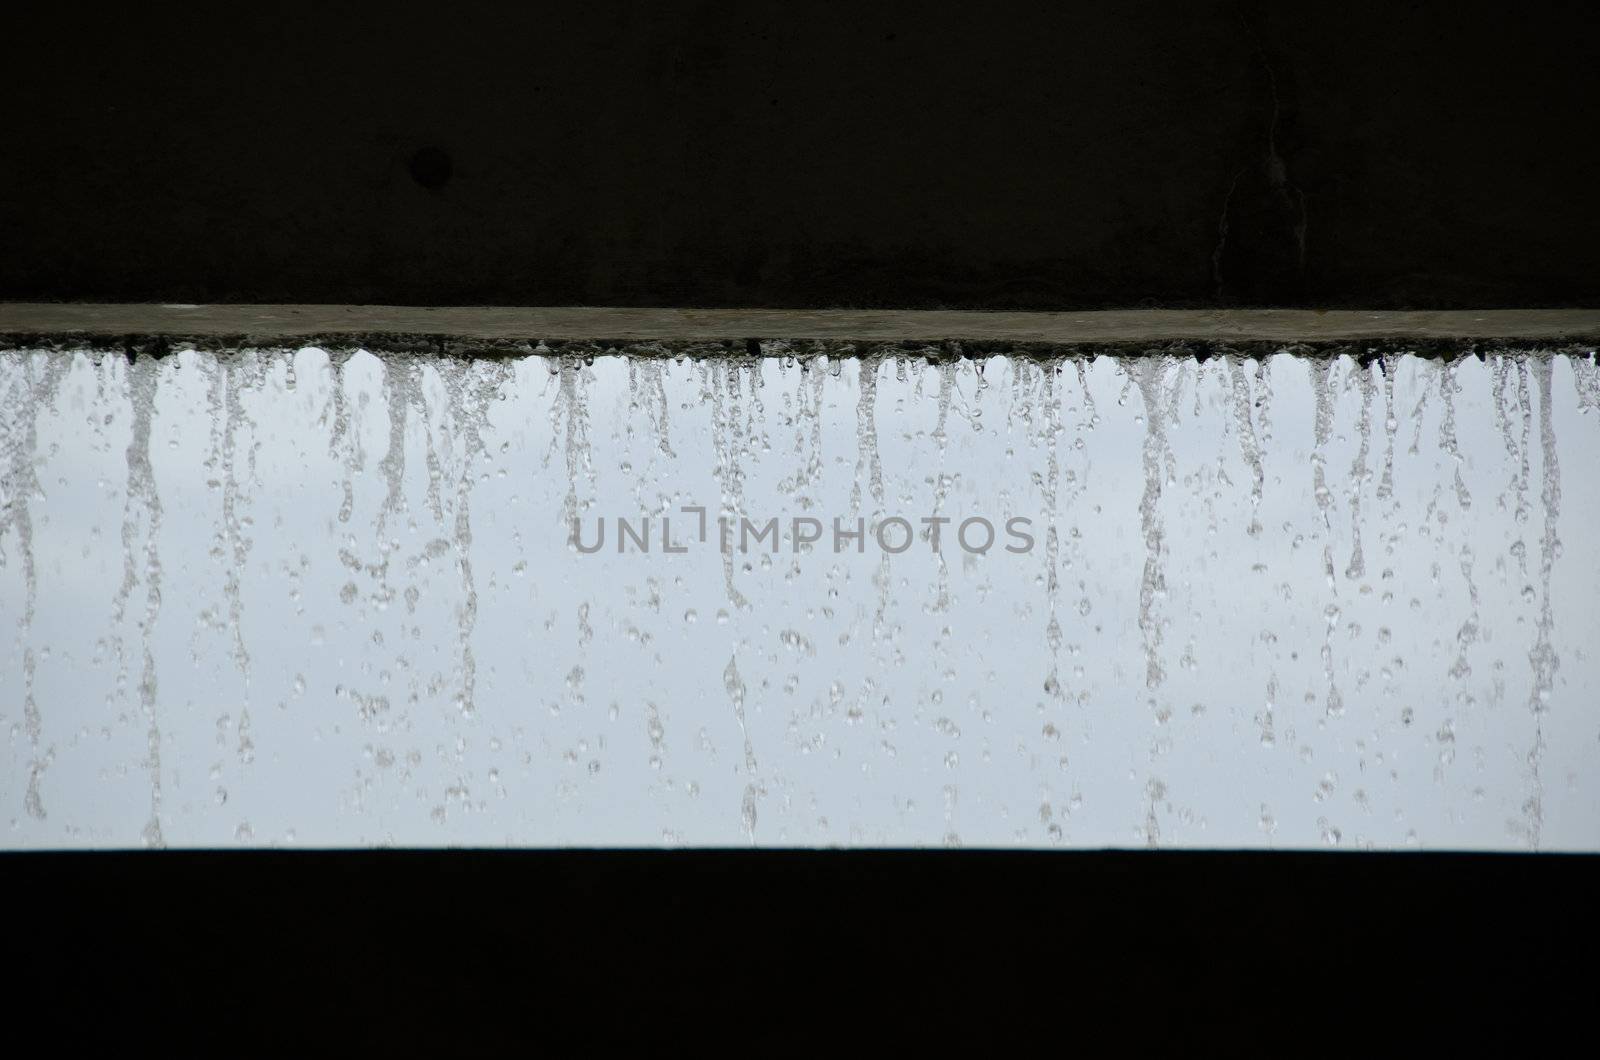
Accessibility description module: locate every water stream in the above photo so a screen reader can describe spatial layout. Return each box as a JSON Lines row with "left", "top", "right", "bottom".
{"left": 1, "top": 347, "right": 1595, "bottom": 848}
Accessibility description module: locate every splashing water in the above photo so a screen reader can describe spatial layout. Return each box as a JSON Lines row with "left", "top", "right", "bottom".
{"left": 116, "top": 357, "right": 167, "bottom": 847}
{"left": 1522, "top": 357, "right": 1563, "bottom": 849}
{"left": 0, "top": 352, "right": 65, "bottom": 819}
{"left": 0, "top": 346, "right": 1595, "bottom": 849}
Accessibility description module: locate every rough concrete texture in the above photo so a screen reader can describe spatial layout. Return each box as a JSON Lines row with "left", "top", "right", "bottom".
{"left": 5, "top": 4, "right": 1597, "bottom": 310}
{"left": 4, "top": 305, "right": 1599, "bottom": 350}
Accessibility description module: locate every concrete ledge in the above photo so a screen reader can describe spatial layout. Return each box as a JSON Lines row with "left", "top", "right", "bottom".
{"left": 3, "top": 305, "right": 1600, "bottom": 345}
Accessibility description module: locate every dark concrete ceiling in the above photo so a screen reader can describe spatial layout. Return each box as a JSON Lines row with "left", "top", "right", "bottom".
{"left": 5, "top": 3, "right": 1597, "bottom": 309}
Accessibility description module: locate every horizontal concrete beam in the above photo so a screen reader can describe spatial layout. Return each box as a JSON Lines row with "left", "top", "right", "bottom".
{"left": 4, "top": 304, "right": 1600, "bottom": 349}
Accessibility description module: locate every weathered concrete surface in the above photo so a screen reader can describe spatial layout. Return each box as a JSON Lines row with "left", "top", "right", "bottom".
{"left": 3, "top": 305, "right": 1598, "bottom": 346}
{"left": 5, "top": 5, "right": 1597, "bottom": 311}
{"left": 3, "top": 302, "right": 1600, "bottom": 344}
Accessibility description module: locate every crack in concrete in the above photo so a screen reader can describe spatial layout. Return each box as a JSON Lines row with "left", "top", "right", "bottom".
{"left": 1256, "top": 38, "right": 1309, "bottom": 272}
{"left": 1215, "top": 5, "right": 1310, "bottom": 294}
{"left": 1212, "top": 165, "right": 1248, "bottom": 299}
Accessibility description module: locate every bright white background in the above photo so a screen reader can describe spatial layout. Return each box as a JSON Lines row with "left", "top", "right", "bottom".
{"left": 2, "top": 347, "right": 1596, "bottom": 848}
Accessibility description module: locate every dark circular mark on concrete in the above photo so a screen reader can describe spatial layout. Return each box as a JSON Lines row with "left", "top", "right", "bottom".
{"left": 408, "top": 147, "right": 453, "bottom": 190}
